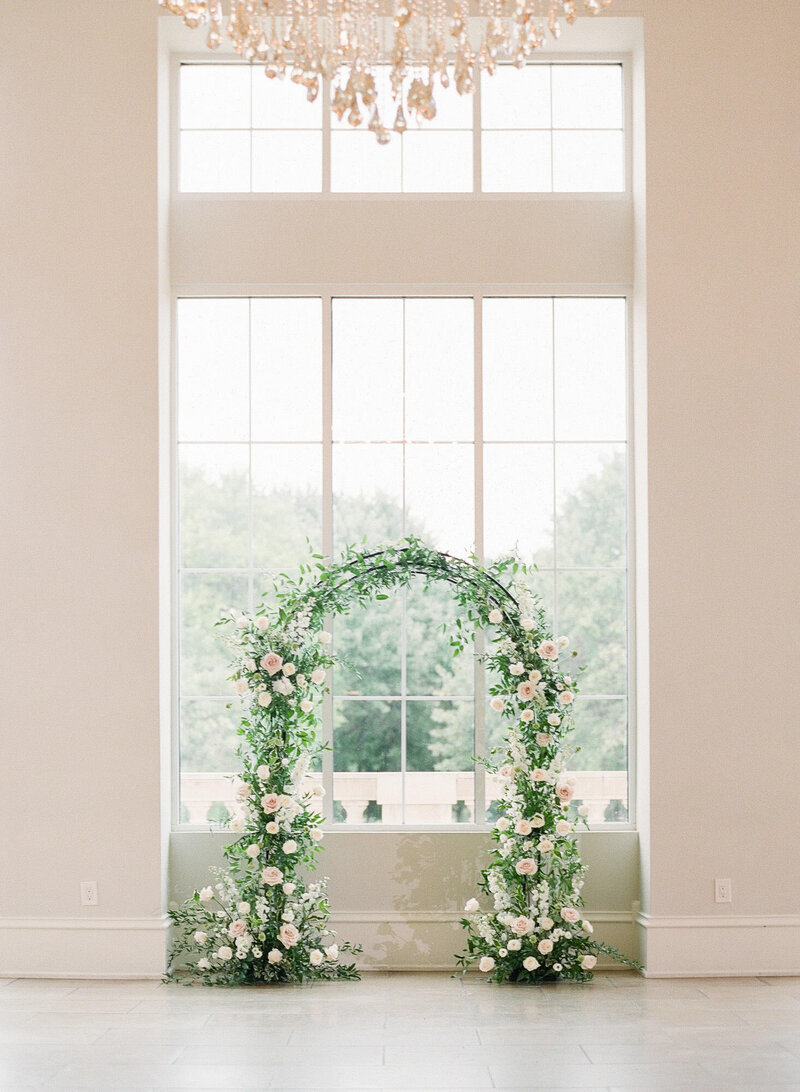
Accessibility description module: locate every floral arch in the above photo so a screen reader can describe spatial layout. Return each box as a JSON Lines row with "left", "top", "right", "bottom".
{"left": 167, "top": 538, "right": 632, "bottom": 983}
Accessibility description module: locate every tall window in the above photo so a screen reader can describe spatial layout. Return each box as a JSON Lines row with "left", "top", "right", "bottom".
{"left": 176, "top": 294, "right": 629, "bottom": 826}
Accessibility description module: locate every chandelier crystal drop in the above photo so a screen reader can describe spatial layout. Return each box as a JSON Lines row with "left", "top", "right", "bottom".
{"left": 161, "top": 0, "right": 612, "bottom": 143}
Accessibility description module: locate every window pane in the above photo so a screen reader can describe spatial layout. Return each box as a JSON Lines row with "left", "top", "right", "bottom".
{"left": 484, "top": 443, "right": 553, "bottom": 562}
{"left": 179, "top": 445, "right": 249, "bottom": 569}
{"left": 407, "top": 702, "right": 476, "bottom": 824}
{"left": 402, "top": 131, "right": 473, "bottom": 192}
{"left": 252, "top": 72, "right": 322, "bottom": 129}
{"left": 556, "top": 444, "right": 626, "bottom": 567}
{"left": 405, "top": 582, "right": 474, "bottom": 696}
{"left": 568, "top": 698, "right": 628, "bottom": 822}
{"left": 551, "top": 64, "right": 623, "bottom": 130}
{"left": 180, "top": 572, "right": 249, "bottom": 696}
{"left": 333, "top": 598, "right": 402, "bottom": 696}
{"left": 251, "top": 298, "right": 322, "bottom": 441}
{"left": 178, "top": 298, "right": 249, "bottom": 441}
{"left": 483, "top": 297, "right": 553, "bottom": 440}
{"left": 422, "top": 84, "right": 473, "bottom": 129}
{"left": 251, "top": 443, "right": 322, "bottom": 568}
{"left": 481, "top": 66, "right": 551, "bottom": 130}
{"left": 333, "top": 443, "right": 404, "bottom": 552}
{"left": 406, "top": 444, "right": 474, "bottom": 556}
{"left": 331, "top": 131, "right": 402, "bottom": 192}
{"left": 252, "top": 131, "right": 322, "bottom": 192}
{"left": 333, "top": 698, "right": 401, "bottom": 777}
{"left": 556, "top": 570, "right": 627, "bottom": 695}
{"left": 180, "top": 700, "right": 241, "bottom": 778}
{"left": 404, "top": 298, "right": 473, "bottom": 441}
{"left": 332, "top": 299, "right": 403, "bottom": 440}
{"left": 180, "top": 65, "right": 251, "bottom": 129}
{"left": 552, "top": 130, "right": 624, "bottom": 192}
{"left": 180, "top": 130, "right": 251, "bottom": 192}
{"left": 554, "top": 298, "right": 626, "bottom": 441}
{"left": 482, "top": 130, "right": 551, "bottom": 192}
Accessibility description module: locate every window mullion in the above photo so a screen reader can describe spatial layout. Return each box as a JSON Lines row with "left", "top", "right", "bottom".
{"left": 473, "top": 293, "right": 485, "bottom": 824}
{"left": 321, "top": 292, "right": 334, "bottom": 822}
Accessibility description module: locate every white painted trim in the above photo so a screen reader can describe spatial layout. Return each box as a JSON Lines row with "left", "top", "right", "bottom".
{"left": 0, "top": 916, "right": 169, "bottom": 931}
{"left": 333, "top": 909, "right": 632, "bottom": 924}
{"left": 636, "top": 912, "right": 800, "bottom": 930}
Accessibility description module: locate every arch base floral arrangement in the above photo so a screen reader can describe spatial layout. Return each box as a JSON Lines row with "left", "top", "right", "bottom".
{"left": 166, "top": 539, "right": 636, "bottom": 984}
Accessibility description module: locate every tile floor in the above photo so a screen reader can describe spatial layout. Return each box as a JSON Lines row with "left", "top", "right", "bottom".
{"left": 0, "top": 971, "right": 799, "bottom": 1090}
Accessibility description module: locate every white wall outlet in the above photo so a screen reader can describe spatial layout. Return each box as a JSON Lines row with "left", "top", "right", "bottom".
{"left": 80, "top": 881, "right": 98, "bottom": 907}
{"left": 714, "top": 878, "right": 732, "bottom": 903}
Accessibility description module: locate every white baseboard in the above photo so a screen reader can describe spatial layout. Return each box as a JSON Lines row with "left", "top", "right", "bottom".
{"left": 0, "top": 916, "right": 169, "bottom": 978}
{"left": 636, "top": 912, "right": 800, "bottom": 976}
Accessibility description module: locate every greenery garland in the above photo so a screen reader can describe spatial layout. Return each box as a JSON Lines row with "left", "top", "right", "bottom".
{"left": 166, "top": 538, "right": 635, "bottom": 984}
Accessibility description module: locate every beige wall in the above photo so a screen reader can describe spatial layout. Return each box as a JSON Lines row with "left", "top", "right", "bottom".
{"left": 1, "top": 0, "right": 798, "bottom": 976}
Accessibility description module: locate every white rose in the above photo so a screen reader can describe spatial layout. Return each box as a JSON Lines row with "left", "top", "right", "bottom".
{"left": 495, "top": 817, "right": 510, "bottom": 832}
{"left": 318, "top": 630, "right": 333, "bottom": 644}
{"left": 536, "top": 733, "right": 552, "bottom": 747}
{"left": 515, "top": 819, "right": 533, "bottom": 837}
{"left": 520, "top": 617, "right": 535, "bottom": 631}
{"left": 581, "top": 919, "right": 594, "bottom": 934}
{"left": 489, "top": 696, "right": 504, "bottom": 712}
{"left": 197, "top": 957, "right": 211, "bottom": 970}
{"left": 295, "top": 674, "right": 306, "bottom": 688}
{"left": 283, "top": 839, "right": 298, "bottom": 854}
{"left": 309, "top": 949, "right": 324, "bottom": 966}
{"left": 555, "top": 819, "right": 572, "bottom": 835}
{"left": 537, "top": 938, "right": 553, "bottom": 955}
{"left": 281, "top": 909, "right": 294, "bottom": 923}
{"left": 256, "top": 764, "right": 270, "bottom": 780}
{"left": 228, "top": 815, "right": 245, "bottom": 833}
{"left": 234, "top": 679, "right": 250, "bottom": 696}
{"left": 267, "top": 948, "right": 283, "bottom": 964}
{"left": 245, "top": 843, "right": 261, "bottom": 858}
{"left": 235, "top": 615, "right": 249, "bottom": 629}
{"left": 255, "top": 616, "right": 269, "bottom": 631}
{"left": 540, "top": 917, "right": 554, "bottom": 931}
{"left": 479, "top": 956, "right": 495, "bottom": 973}
{"left": 509, "top": 662, "right": 524, "bottom": 676}
{"left": 553, "top": 962, "right": 563, "bottom": 973}
{"left": 538, "top": 838, "right": 554, "bottom": 853}
{"left": 528, "top": 669, "right": 542, "bottom": 684}
{"left": 300, "top": 699, "right": 314, "bottom": 714}
{"left": 282, "top": 882, "right": 296, "bottom": 895}
{"left": 523, "top": 956, "right": 540, "bottom": 971}
{"left": 515, "top": 858, "right": 537, "bottom": 876}
{"left": 325, "top": 944, "right": 339, "bottom": 960}
{"left": 560, "top": 907, "right": 581, "bottom": 923}
{"left": 520, "top": 709, "right": 534, "bottom": 723}
{"left": 488, "top": 609, "right": 503, "bottom": 624}
{"left": 258, "top": 691, "right": 272, "bottom": 708}
{"left": 531, "top": 767, "right": 549, "bottom": 782}
{"left": 216, "top": 946, "right": 233, "bottom": 962}
{"left": 282, "top": 662, "right": 296, "bottom": 676}
{"left": 581, "top": 954, "right": 597, "bottom": 970}
{"left": 237, "top": 902, "right": 250, "bottom": 915}
{"left": 498, "top": 764, "right": 515, "bottom": 780}
{"left": 311, "top": 668, "right": 326, "bottom": 685}
{"left": 557, "top": 635, "right": 569, "bottom": 648}
{"left": 464, "top": 898, "right": 480, "bottom": 914}
{"left": 507, "top": 938, "right": 521, "bottom": 951}
{"left": 547, "top": 713, "right": 561, "bottom": 727}
{"left": 193, "top": 931, "right": 207, "bottom": 945}
{"left": 273, "top": 677, "right": 293, "bottom": 696}
{"left": 498, "top": 947, "right": 508, "bottom": 958}
{"left": 511, "top": 915, "right": 533, "bottom": 936}
{"left": 558, "top": 691, "right": 574, "bottom": 706}
{"left": 266, "top": 821, "right": 279, "bottom": 835}
{"left": 261, "top": 866, "right": 283, "bottom": 886}
{"left": 310, "top": 828, "right": 323, "bottom": 841}
{"left": 537, "top": 640, "right": 558, "bottom": 660}
{"left": 531, "top": 813, "right": 545, "bottom": 828}
{"left": 198, "top": 886, "right": 213, "bottom": 902}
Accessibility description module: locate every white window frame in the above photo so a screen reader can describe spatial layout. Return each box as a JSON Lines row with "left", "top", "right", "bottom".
{"left": 170, "top": 284, "right": 636, "bottom": 833}
{"left": 169, "top": 51, "right": 633, "bottom": 199}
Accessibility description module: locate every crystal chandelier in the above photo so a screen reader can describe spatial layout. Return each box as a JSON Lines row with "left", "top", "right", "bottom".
{"left": 161, "top": 0, "right": 612, "bottom": 142}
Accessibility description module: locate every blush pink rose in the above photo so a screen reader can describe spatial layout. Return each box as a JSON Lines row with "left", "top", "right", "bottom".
{"left": 560, "top": 907, "right": 581, "bottom": 923}
{"left": 516, "top": 681, "right": 535, "bottom": 701}
{"left": 279, "top": 923, "right": 300, "bottom": 948}
{"left": 511, "top": 915, "right": 533, "bottom": 936}
{"left": 261, "top": 793, "right": 280, "bottom": 813}
{"left": 558, "top": 690, "right": 574, "bottom": 706}
{"left": 555, "top": 819, "right": 572, "bottom": 835}
{"left": 515, "top": 858, "right": 538, "bottom": 876}
{"left": 261, "top": 866, "right": 283, "bottom": 886}
{"left": 260, "top": 652, "right": 283, "bottom": 676}
{"left": 537, "top": 640, "right": 558, "bottom": 660}
{"left": 228, "top": 919, "right": 248, "bottom": 938}
{"left": 556, "top": 782, "right": 574, "bottom": 802}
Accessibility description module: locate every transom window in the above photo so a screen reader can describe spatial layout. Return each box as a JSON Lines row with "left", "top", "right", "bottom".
{"left": 176, "top": 295, "right": 630, "bottom": 826}
{"left": 177, "top": 61, "right": 625, "bottom": 194}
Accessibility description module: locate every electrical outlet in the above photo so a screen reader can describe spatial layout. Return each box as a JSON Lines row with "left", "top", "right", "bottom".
{"left": 80, "top": 881, "right": 98, "bottom": 907}
{"left": 714, "top": 878, "right": 732, "bottom": 903}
